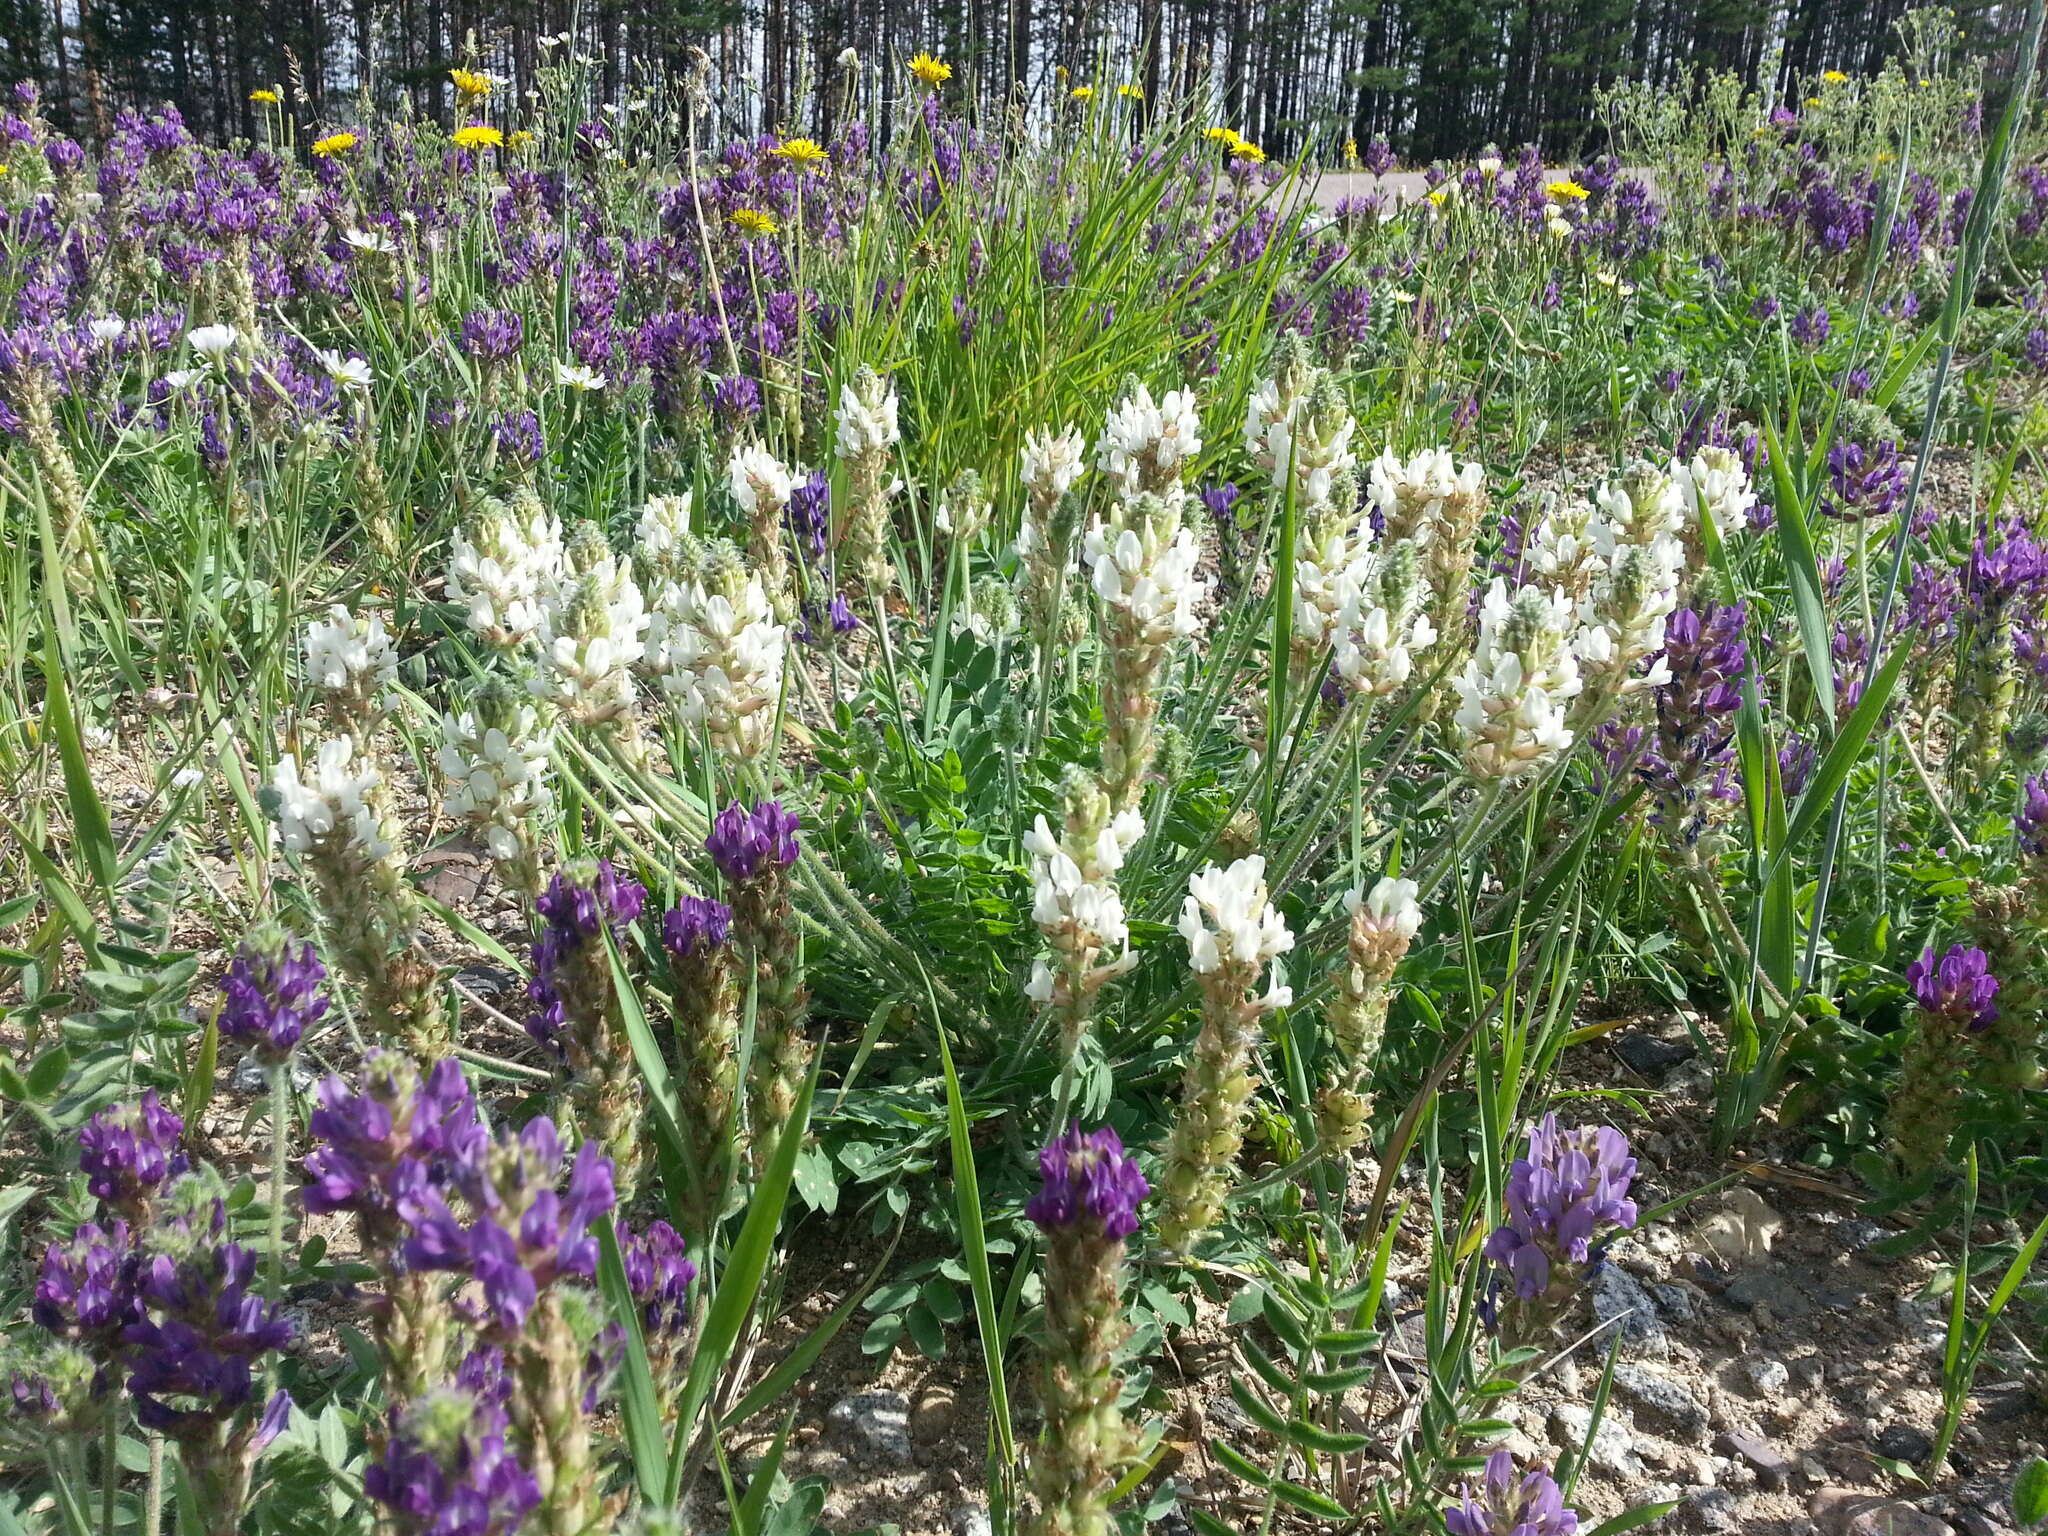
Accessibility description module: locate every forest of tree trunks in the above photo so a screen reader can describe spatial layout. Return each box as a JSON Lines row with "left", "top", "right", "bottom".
{"left": 0, "top": 0, "right": 2031, "bottom": 160}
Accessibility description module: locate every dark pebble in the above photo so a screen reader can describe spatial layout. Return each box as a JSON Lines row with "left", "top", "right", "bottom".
{"left": 1873, "top": 1424, "right": 1935, "bottom": 1464}
{"left": 1612, "top": 1031, "right": 1697, "bottom": 1077}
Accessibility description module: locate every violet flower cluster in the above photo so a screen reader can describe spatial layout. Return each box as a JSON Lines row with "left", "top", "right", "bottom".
{"left": 1025, "top": 1123, "right": 1150, "bottom": 1241}
{"left": 1640, "top": 604, "right": 1747, "bottom": 844}
{"left": 365, "top": 1380, "right": 541, "bottom": 1536}
{"left": 524, "top": 858, "right": 647, "bottom": 1051}
{"left": 217, "top": 930, "right": 329, "bottom": 1062}
{"left": 77, "top": 1090, "right": 185, "bottom": 1217}
{"left": 706, "top": 797, "right": 801, "bottom": 882}
{"left": 301, "top": 1051, "right": 481, "bottom": 1240}
{"left": 1907, "top": 943, "right": 1999, "bottom": 1034}
{"left": 401, "top": 1116, "right": 617, "bottom": 1333}
{"left": 1482, "top": 1115, "right": 1638, "bottom": 1341}
{"left": 1446, "top": 1450, "right": 1579, "bottom": 1536}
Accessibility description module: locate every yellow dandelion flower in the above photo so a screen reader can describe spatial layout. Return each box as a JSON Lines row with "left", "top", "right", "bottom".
{"left": 452, "top": 123, "right": 505, "bottom": 151}
{"left": 1804, "top": 96, "right": 1822, "bottom": 107}
{"left": 1426, "top": 188, "right": 1448, "bottom": 206}
{"left": 729, "top": 207, "right": 780, "bottom": 237}
{"left": 1117, "top": 83, "right": 1144, "bottom": 99}
{"left": 1877, "top": 150, "right": 1896, "bottom": 164}
{"left": 908, "top": 52, "right": 952, "bottom": 87}
{"left": 1204, "top": 125, "right": 1237, "bottom": 144}
{"left": 1545, "top": 178, "right": 1590, "bottom": 201}
{"left": 509, "top": 130, "right": 535, "bottom": 147}
{"left": 450, "top": 67, "right": 493, "bottom": 98}
{"left": 312, "top": 131, "right": 359, "bottom": 158}
{"left": 1822, "top": 70, "right": 1848, "bottom": 84}
{"left": 771, "top": 137, "right": 829, "bottom": 167}
{"left": 1343, "top": 138, "right": 1359, "bottom": 166}
{"left": 249, "top": 88, "right": 280, "bottom": 104}
{"left": 1069, "top": 85, "right": 1094, "bottom": 101}
{"left": 1232, "top": 139, "right": 1266, "bottom": 163}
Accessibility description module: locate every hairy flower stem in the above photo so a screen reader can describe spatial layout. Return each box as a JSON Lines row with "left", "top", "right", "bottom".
{"left": 511, "top": 1296, "right": 598, "bottom": 1536}
{"left": 1888, "top": 1025, "right": 1970, "bottom": 1172}
{"left": 380, "top": 1269, "right": 451, "bottom": 1408}
{"left": 1026, "top": 1223, "right": 1138, "bottom": 1536}
{"left": 1967, "top": 880, "right": 2046, "bottom": 1091}
{"left": 268, "top": 1066, "right": 290, "bottom": 1301}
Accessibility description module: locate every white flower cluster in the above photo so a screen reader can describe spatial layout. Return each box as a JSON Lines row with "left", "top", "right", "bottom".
{"left": 634, "top": 492, "right": 696, "bottom": 585}
{"left": 1178, "top": 855, "right": 1294, "bottom": 1007}
{"left": 532, "top": 537, "right": 649, "bottom": 725}
{"left": 1366, "top": 446, "right": 1487, "bottom": 545}
{"left": 1247, "top": 373, "right": 1357, "bottom": 511}
{"left": 1523, "top": 495, "right": 1603, "bottom": 603}
{"left": 834, "top": 371, "right": 901, "bottom": 460}
{"left": 1096, "top": 381, "right": 1202, "bottom": 501}
{"left": 1454, "top": 578, "right": 1583, "bottom": 781}
{"left": 1345, "top": 875, "right": 1424, "bottom": 945}
{"left": 728, "top": 443, "right": 795, "bottom": 520}
{"left": 1019, "top": 423, "right": 1089, "bottom": 520}
{"left": 648, "top": 571, "right": 787, "bottom": 759}
{"left": 301, "top": 603, "right": 397, "bottom": 702}
{"left": 445, "top": 493, "right": 565, "bottom": 650}
{"left": 271, "top": 738, "right": 390, "bottom": 859}
{"left": 1022, "top": 806, "right": 1145, "bottom": 1004}
{"left": 1573, "top": 538, "right": 1680, "bottom": 704}
{"left": 1673, "top": 445, "right": 1757, "bottom": 539}
{"left": 438, "top": 701, "right": 552, "bottom": 863}
{"left": 1085, "top": 501, "right": 1210, "bottom": 645}
{"left": 1332, "top": 541, "right": 1436, "bottom": 698}
{"left": 1293, "top": 522, "right": 1377, "bottom": 655}
{"left": 1594, "top": 462, "right": 1688, "bottom": 552}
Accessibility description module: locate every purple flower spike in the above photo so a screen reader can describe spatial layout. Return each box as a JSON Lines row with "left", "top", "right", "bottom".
{"left": 1446, "top": 1449, "right": 1580, "bottom": 1536}
{"left": 2018, "top": 774, "right": 2048, "bottom": 861}
{"left": 616, "top": 1219, "right": 697, "bottom": 1340}
{"left": 365, "top": 1384, "right": 541, "bottom": 1536}
{"left": 1907, "top": 944, "right": 1999, "bottom": 1033}
{"left": 77, "top": 1091, "right": 185, "bottom": 1216}
{"left": 218, "top": 931, "right": 329, "bottom": 1062}
{"left": 1481, "top": 1115, "right": 1638, "bottom": 1303}
{"left": 400, "top": 1119, "right": 616, "bottom": 1333}
{"left": 33, "top": 1219, "right": 136, "bottom": 1341}
{"left": 1640, "top": 605, "right": 1749, "bottom": 842}
{"left": 302, "top": 1053, "right": 480, "bottom": 1234}
{"left": 1026, "top": 1124, "right": 1150, "bottom": 1241}
{"left": 705, "top": 800, "right": 801, "bottom": 883}
{"left": 460, "top": 308, "right": 524, "bottom": 364}
{"left": 123, "top": 1187, "right": 295, "bottom": 1439}
{"left": 660, "top": 895, "right": 732, "bottom": 960}
{"left": 527, "top": 859, "right": 647, "bottom": 1049}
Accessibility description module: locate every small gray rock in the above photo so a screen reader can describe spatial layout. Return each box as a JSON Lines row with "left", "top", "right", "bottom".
{"left": 951, "top": 1505, "right": 993, "bottom": 1536}
{"left": 1613, "top": 1031, "right": 1697, "bottom": 1077}
{"left": 1613, "top": 1363, "right": 1710, "bottom": 1432}
{"left": 1551, "top": 1402, "right": 1642, "bottom": 1478}
{"left": 1649, "top": 1280, "right": 1705, "bottom": 1325}
{"left": 1689, "top": 1487, "right": 1741, "bottom": 1532}
{"left": 826, "top": 1390, "right": 914, "bottom": 1465}
{"left": 1873, "top": 1425, "right": 1935, "bottom": 1465}
{"left": 1590, "top": 1265, "right": 1668, "bottom": 1357}
{"left": 1717, "top": 1429, "right": 1794, "bottom": 1490}
{"left": 1726, "top": 1268, "right": 1811, "bottom": 1317}
{"left": 1834, "top": 1218, "right": 1889, "bottom": 1252}
{"left": 1747, "top": 1357, "right": 1792, "bottom": 1395}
